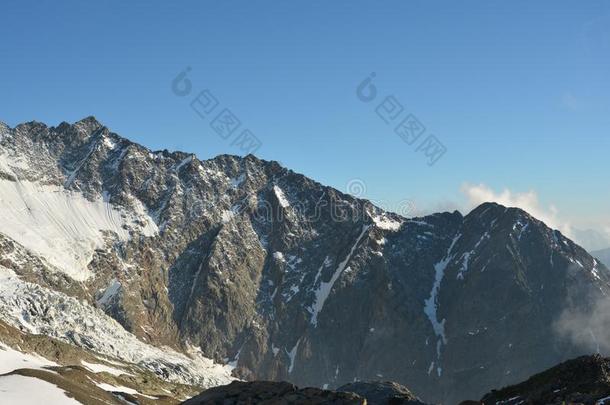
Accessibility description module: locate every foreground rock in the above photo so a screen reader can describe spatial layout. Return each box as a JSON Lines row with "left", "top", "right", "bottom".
{"left": 479, "top": 355, "right": 610, "bottom": 405}
{"left": 338, "top": 381, "right": 430, "bottom": 404}
{"left": 185, "top": 356, "right": 610, "bottom": 405}
{"left": 181, "top": 381, "right": 365, "bottom": 404}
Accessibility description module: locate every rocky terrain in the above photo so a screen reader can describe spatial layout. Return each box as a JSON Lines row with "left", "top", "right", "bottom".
{"left": 479, "top": 355, "right": 610, "bottom": 405}
{"left": 181, "top": 381, "right": 366, "bottom": 404}
{"left": 182, "top": 380, "right": 429, "bottom": 405}
{"left": 181, "top": 355, "right": 610, "bottom": 405}
{"left": 0, "top": 117, "right": 609, "bottom": 403}
{"left": 338, "top": 381, "right": 429, "bottom": 405}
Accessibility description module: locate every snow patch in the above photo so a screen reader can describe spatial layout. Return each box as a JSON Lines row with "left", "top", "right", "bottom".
{"left": 456, "top": 252, "right": 473, "bottom": 280}
{"left": 227, "top": 345, "right": 243, "bottom": 368}
{"left": 230, "top": 174, "right": 246, "bottom": 188}
{"left": 174, "top": 155, "right": 194, "bottom": 172}
{"left": 221, "top": 210, "right": 234, "bottom": 223}
{"left": 287, "top": 339, "right": 301, "bottom": 374}
{"left": 271, "top": 344, "right": 280, "bottom": 357}
{"left": 597, "top": 395, "right": 610, "bottom": 404}
{"left": 0, "top": 341, "right": 58, "bottom": 374}
{"left": 423, "top": 233, "right": 461, "bottom": 375}
{"left": 96, "top": 279, "right": 121, "bottom": 307}
{"left": 372, "top": 215, "right": 402, "bottom": 231}
{"left": 94, "top": 381, "right": 140, "bottom": 396}
{"left": 0, "top": 374, "right": 80, "bottom": 405}
{"left": 103, "top": 136, "right": 117, "bottom": 150}
{"left": 64, "top": 137, "right": 100, "bottom": 187}
{"left": 592, "top": 260, "right": 602, "bottom": 280}
{"left": 81, "top": 360, "right": 133, "bottom": 377}
{"left": 273, "top": 185, "right": 290, "bottom": 208}
{"left": 456, "top": 232, "right": 489, "bottom": 280}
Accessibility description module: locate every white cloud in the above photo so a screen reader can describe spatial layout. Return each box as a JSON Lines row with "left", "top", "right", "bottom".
{"left": 554, "top": 294, "right": 610, "bottom": 355}
{"left": 460, "top": 183, "right": 573, "bottom": 237}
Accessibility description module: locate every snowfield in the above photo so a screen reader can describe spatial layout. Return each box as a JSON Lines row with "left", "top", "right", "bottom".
{"left": 0, "top": 341, "right": 58, "bottom": 374}
{"left": 0, "top": 339, "right": 75, "bottom": 405}
{"left": 0, "top": 177, "right": 157, "bottom": 281}
{"left": 0, "top": 266, "right": 234, "bottom": 388}
{"left": 0, "top": 374, "right": 80, "bottom": 405}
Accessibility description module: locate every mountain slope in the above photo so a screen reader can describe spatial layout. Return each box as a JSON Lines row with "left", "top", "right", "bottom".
{"left": 0, "top": 117, "right": 609, "bottom": 404}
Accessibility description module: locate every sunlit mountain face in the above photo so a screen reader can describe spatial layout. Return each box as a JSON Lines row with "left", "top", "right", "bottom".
{"left": 0, "top": 118, "right": 608, "bottom": 404}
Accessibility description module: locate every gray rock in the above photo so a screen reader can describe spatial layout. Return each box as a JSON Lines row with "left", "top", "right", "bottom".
{"left": 480, "top": 355, "right": 610, "bottom": 405}
{"left": 182, "top": 381, "right": 365, "bottom": 404}
{"left": 338, "top": 381, "right": 430, "bottom": 404}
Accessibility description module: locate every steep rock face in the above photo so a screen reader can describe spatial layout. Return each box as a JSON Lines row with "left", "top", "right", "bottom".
{"left": 1, "top": 117, "right": 609, "bottom": 404}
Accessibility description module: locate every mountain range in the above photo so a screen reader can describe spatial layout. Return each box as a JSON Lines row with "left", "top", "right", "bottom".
{"left": 573, "top": 228, "right": 610, "bottom": 253}
{"left": 0, "top": 117, "right": 608, "bottom": 404}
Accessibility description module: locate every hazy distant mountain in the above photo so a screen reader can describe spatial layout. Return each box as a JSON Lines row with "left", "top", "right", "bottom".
{"left": 591, "top": 248, "right": 610, "bottom": 269}
{"left": 572, "top": 228, "right": 610, "bottom": 252}
{"left": 0, "top": 117, "right": 609, "bottom": 404}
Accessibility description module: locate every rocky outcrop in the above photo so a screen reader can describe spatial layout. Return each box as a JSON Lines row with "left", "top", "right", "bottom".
{"left": 185, "top": 356, "right": 610, "bottom": 405}
{"left": 182, "top": 381, "right": 365, "bottom": 404}
{"left": 480, "top": 355, "right": 610, "bottom": 405}
{"left": 338, "top": 381, "right": 430, "bottom": 404}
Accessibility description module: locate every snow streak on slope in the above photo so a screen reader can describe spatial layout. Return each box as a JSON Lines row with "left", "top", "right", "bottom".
{"left": 0, "top": 179, "right": 157, "bottom": 281}
{"left": 273, "top": 185, "right": 290, "bottom": 208}
{"left": 423, "top": 233, "right": 461, "bottom": 377}
{"left": 0, "top": 266, "right": 234, "bottom": 388}
{"left": 81, "top": 360, "right": 133, "bottom": 377}
{"left": 310, "top": 225, "right": 370, "bottom": 326}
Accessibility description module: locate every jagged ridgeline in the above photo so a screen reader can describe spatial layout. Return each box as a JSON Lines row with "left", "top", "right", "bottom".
{"left": 0, "top": 117, "right": 608, "bottom": 404}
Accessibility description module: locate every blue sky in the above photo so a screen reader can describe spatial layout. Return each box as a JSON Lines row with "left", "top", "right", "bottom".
{"left": 1, "top": 0, "right": 609, "bottom": 232}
